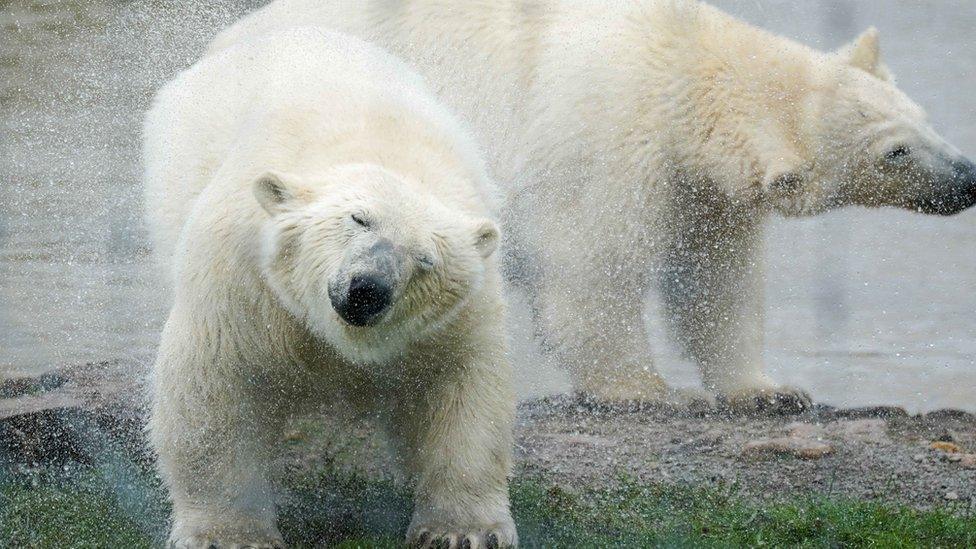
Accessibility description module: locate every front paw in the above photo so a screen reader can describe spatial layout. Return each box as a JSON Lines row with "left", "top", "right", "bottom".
{"left": 408, "top": 525, "right": 517, "bottom": 549}
{"left": 407, "top": 507, "right": 517, "bottom": 549}
{"left": 716, "top": 384, "right": 812, "bottom": 416}
{"left": 168, "top": 535, "right": 284, "bottom": 549}
{"left": 166, "top": 501, "right": 285, "bottom": 549}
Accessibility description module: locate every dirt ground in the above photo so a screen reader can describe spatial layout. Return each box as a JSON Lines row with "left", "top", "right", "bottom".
{"left": 2, "top": 362, "right": 975, "bottom": 515}
{"left": 514, "top": 397, "right": 976, "bottom": 512}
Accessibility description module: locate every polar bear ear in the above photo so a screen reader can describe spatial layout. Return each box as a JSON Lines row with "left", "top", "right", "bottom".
{"left": 253, "top": 171, "right": 309, "bottom": 215}
{"left": 472, "top": 219, "right": 500, "bottom": 259}
{"left": 839, "top": 27, "right": 892, "bottom": 81}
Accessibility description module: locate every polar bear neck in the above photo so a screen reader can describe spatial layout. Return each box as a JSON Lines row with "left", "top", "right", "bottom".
{"left": 618, "top": 1, "right": 828, "bottom": 199}
{"left": 388, "top": 0, "right": 832, "bottom": 203}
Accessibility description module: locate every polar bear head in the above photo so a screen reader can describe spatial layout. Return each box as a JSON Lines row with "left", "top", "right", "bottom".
{"left": 760, "top": 28, "right": 976, "bottom": 217}
{"left": 253, "top": 164, "right": 499, "bottom": 364}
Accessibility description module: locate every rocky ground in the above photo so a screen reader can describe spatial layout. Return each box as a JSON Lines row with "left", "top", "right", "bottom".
{"left": 2, "top": 362, "right": 974, "bottom": 516}
{"left": 515, "top": 397, "right": 976, "bottom": 512}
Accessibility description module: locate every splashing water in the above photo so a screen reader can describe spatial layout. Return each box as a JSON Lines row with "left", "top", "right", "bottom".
{"left": 1, "top": 0, "right": 974, "bottom": 415}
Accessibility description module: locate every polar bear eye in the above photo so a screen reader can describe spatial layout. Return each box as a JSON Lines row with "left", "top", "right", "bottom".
{"left": 885, "top": 146, "right": 911, "bottom": 161}
{"left": 350, "top": 213, "right": 370, "bottom": 228}
{"left": 417, "top": 255, "right": 435, "bottom": 270}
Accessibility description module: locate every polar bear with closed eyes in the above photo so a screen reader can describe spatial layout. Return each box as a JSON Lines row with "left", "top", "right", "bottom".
{"left": 143, "top": 28, "right": 517, "bottom": 548}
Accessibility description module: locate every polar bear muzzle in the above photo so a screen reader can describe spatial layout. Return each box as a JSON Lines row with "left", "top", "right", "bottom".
{"left": 330, "top": 273, "right": 393, "bottom": 327}
{"left": 328, "top": 238, "right": 405, "bottom": 327}
{"left": 914, "top": 157, "right": 976, "bottom": 216}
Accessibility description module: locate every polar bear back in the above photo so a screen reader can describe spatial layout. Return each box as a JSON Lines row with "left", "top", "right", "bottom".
{"left": 143, "top": 28, "right": 495, "bottom": 270}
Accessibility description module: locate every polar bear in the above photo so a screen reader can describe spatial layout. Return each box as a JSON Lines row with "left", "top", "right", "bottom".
{"left": 209, "top": 1, "right": 976, "bottom": 412}
{"left": 143, "top": 28, "right": 517, "bottom": 548}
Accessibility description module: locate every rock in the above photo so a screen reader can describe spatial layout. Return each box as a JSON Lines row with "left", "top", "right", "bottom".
{"left": 912, "top": 453, "right": 926, "bottom": 462}
{"left": 742, "top": 437, "right": 834, "bottom": 460}
{"left": 830, "top": 419, "right": 888, "bottom": 443}
{"left": 930, "top": 441, "right": 963, "bottom": 453}
{"left": 0, "top": 361, "right": 145, "bottom": 466}
{"left": 944, "top": 491, "right": 960, "bottom": 501}
{"left": 826, "top": 406, "right": 908, "bottom": 420}
{"left": 936, "top": 428, "right": 960, "bottom": 443}
{"left": 924, "top": 409, "right": 976, "bottom": 421}
{"left": 0, "top": 371, "right": 69, "bottom": 399}
{"left": 958, "top": 454, "right": 976, "bottom": 470}
{"left": 0, "top": 361, "right": 141, "bottom": 421}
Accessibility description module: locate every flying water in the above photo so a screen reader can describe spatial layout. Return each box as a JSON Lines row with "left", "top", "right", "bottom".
{"left": 1, "top": 0, "right": 974, "bottom": 412}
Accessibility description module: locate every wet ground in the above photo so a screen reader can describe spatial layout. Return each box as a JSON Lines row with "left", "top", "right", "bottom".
{"left": 515, "top": 397, "right": 976, "bottom": 513}
{"left": 3, "top": 362, "right": 975, "bottom": 516}
{"left": 1, "top": 0, "right": 975, "bottom": 412}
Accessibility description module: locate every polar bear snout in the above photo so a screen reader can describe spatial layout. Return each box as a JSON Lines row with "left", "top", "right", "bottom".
{"left": 910, "top": 157, "right": 976, "bottom": 216}
{"left": 328, "top": 237, "right": 407, "bottom": 327}
{"left": 932, "top": 158, "right": 976, "bottom": 215}
{"left": 330, "top": 273, "right": 394, "bottom": 327}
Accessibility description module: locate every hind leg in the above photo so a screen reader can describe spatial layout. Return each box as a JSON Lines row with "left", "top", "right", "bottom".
{"left": 535, "top": 254, "right": 709, "bottom": 408}
{"left": 658, "top": 212, "right": 811, "bottom": 414}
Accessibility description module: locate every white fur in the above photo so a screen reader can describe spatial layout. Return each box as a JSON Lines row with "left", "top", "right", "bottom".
{"left": 209, "top": 1, "right": 973, "bottom": 409}
{"left": 144, "top": 28, "right": 516, "bottom": 548}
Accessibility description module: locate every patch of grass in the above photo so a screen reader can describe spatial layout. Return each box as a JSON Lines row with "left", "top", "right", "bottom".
{"left": 277, "top": 466, "right": 408, "bottom": 547}
{"left": 512, "top": 477, "right": 976, "bottom": 547}
{"left": 0, "top": 471, "right": 155, "bottom": 548}
{"left": 2, "top": 461, "right": 974, "bottom": 548}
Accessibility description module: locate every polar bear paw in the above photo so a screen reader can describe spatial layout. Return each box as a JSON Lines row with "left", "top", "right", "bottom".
{"left": 716, "top": 385, "right": 812, "bottom": 416}
{"left": 408, "top": 523, "right": 518, "bottom": 549}
{"left": 168, "top": 533, "right": 285, "bottom": 549}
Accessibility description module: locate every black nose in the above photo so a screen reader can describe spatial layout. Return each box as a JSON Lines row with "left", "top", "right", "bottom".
{"left": 949, "top": 159, "right": 976, "bottom": 213}
{"left": 332, "top": 274, "right": 392, "bottom": 327}
{"left": 921, "top": 159, "right": 976, "bottom": 215}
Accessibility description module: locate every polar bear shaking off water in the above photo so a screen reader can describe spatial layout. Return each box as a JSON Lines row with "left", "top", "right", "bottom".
{"left": 144, "top": 28, "right": 517, "bottom": 548}
{"left": 211, "top": 0, "right": 976, "bottom": 413}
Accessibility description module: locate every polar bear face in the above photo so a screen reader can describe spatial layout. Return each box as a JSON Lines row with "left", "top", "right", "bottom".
{"left": 767, "top": 29, "right": 976, "bottom": 217}
{"left": 253, "top": 164, "right": 499, "bottom": 364}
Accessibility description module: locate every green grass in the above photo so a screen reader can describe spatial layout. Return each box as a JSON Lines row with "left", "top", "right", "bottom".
{"left": 0, "top": 472, "right": 155, "bottom": 548}
{"left": 512, "top": 478, "right": 976, "bottom": 547}
{"left": 2, "top": 460, "right": 974, "bottom": 548}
